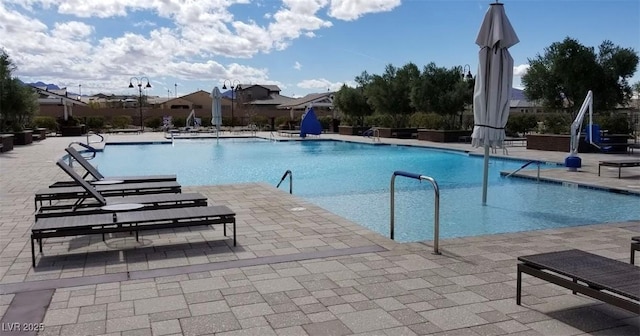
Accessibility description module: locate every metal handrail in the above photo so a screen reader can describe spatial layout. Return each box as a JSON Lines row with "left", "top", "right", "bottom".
{"left": 66, "top": 142, "right": 97, "bottom": 164}
{"left": 390, "top": 171, "right": 441, "bottom": 254}
{"left": 86, "top": 131, "right": 104, "bottom": 145}
{"left": 505, "top": 160, "right": 541, "bottom": 181}
{"left": 373, "top": 128, "right": 380, "bottom": 142}
{"left": 276, "top": 170, "right": 292, "bottom": 194}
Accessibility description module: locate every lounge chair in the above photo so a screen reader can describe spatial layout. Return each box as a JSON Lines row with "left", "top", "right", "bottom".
{"left": 35, "top": 161, "right": 181, "bottom": 210}
{"left": 31, "top": 206, "right": 236, "bottom": 267}
{"left": 50, "top": 147, "right": 176, "bottom": 187}
{"left": 632, "top": 236, "right": 640, "bottom": 264}
{"left": 36, "top": 160, "right": 207, "bottom": 219}
{"left": 517, "top": 249, "right": 639, "bottom": 314}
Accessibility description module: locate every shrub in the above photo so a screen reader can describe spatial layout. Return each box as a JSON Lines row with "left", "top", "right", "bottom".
{"left": 318, "top": 116, "right": 332, "bottom": 130}
{"left": 173, "top": 117, "right": 186, "bottom": 127}
{"left": 250, "top": 115, "right": 269, "bottom": 128}
{"left": 595, "top": 113, "right": 630, "bottom": 134}
{"left": 111, "top": 115, "right": 133, "bottom": 129}
{"left": 340, "top": 115, "right": 354, "bottom": 126}
{"left": 145, "top": 117, "right": 162, "bottom": 130}
{"left": 200, "top": 116, "right": 211, "bottom": 127}
{"left": 408, "top": 112, "right": 443, "bottom": 129}
{"left": 85, "top": 116, "right": 105, "bottom": 130}
{"left": 506, "top": 113, "right": 538, "bottom": 136}
{"left": 32, "top": 116, "right": 58, "bottom": 131}
{"left": 56, "top": 116, "right": 80, "bottom": 127}
{"left": 541, "top": 113, "right": 571, "bottom": 134}
{"left": 364, "top": 114, "right": 394, "bottom": 127}
{"left": 275, "top": 116, "right": 289, "bottom": 128}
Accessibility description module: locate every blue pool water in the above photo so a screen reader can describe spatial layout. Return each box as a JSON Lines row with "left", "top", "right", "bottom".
{"left": 91, "top": 139, "right": 640, "bottom": 242}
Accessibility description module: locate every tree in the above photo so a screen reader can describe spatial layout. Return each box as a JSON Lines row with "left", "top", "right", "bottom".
{"left": 364, "top": 63, "right": 420, "bottom": 127}
{"left": 410, "top": 63, "right": 472, "bottom": 129}
{"left": 522, "top": 37, "right": 638, "bottom": 111}
{"left": 333, "top": 84, "right": 372, "bottom": 126}
{"left": 0, "top": 50, "right": 38, "bottom": 132}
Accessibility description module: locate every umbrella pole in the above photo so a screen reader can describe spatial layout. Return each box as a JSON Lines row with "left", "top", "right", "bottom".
{"left": 482, "top": 145, "right": 489, "bottom": 205}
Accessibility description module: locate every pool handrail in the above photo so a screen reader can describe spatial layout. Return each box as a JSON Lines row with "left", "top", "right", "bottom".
{"left": 505, "top": 160, "right": 541, "bottom": 181}
{"left": 390, "top": 171, "right": 441, "bottom": 254}
{"left": 86, "top": 131, "right": 104, "bottom": 145}
{"left": 66, "top": 142, "right": 97, "bottom": 165}
{"left": 276, "top": 170, "right": 292, "bottom": 194}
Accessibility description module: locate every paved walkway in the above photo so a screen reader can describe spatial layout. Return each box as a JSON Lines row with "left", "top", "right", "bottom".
{"left": 0, "top": 133, "right": 638, "bottom": 336}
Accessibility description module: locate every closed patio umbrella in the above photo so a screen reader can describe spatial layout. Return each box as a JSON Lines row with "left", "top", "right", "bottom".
{"left": 471, "top": 2, "right": 519, "bottom": 205}
{"left": 211, "top": 86, "right": 222, "bottom": 142}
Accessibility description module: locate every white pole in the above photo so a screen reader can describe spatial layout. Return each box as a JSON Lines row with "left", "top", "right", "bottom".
{"left": 482, "top": 145, "right": 489, "bottom": 205}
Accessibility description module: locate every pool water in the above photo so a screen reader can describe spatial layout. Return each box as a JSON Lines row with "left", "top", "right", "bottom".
{"left": 91, "top": 139, "right": 640, "bottom": 242}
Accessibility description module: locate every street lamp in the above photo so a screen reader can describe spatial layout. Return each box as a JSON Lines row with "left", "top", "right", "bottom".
{"left": 78, "top": 84, "right": 82, "bottom": 100}
{"left": 222, "top": 79, "right": 242, "bottom": 127}
{"left": 462, "top": 64, "right": 473, "bottom": 81}
{"left": 128, "top": 77, "right": 151, "bottom": 132}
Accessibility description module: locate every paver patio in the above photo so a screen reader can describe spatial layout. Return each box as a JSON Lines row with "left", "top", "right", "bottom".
{"left": 0, "top": 132, "right": 638, "bottom": 336}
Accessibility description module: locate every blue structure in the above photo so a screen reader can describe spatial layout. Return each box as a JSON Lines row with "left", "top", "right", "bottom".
{"left": 585, "top": 124, "right": 601, "bottom": 143}
{"left": 299, "top": 107, "right": 322, "bottom": 138}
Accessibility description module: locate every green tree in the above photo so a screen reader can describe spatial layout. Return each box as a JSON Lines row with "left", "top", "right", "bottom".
{"left": 333, "top": 84, "right": 372, "bottom": 126}
{"left": 0, "top": 50, "right": 39, "bottom": 132}
{"left": 522, "top": 37, "right": 638, "bottom": 111}
{"left": 364, "top": 63, "right": 420, "bottom": 127}
{"left": 410, "top": 63, "right": 471, "bottom": 129}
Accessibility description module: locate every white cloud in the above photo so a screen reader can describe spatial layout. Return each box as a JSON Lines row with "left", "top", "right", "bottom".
{"left": 513, "top": 64, "right": 530, "bottom": 76}
{"left": 328, "top": 0, "right": 401, "bottom": 21}
{"left": 133, "top": 20, "right": 157, "bottom": 28}
{"left": 52, "top": 21, "right": 94, "bottom": 39}
{"left": 297, "top": 78, "right": 354, "bottom": 91}
{"left": 293, "top": 61, "right": 302, "bottom": 70}
{"left": 0, "top": 0, "right": 399, "bottom": 94}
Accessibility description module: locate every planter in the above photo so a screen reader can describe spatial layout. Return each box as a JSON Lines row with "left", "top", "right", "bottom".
{"left": 338, "top": 125, "right": 370, "bottom": 136}
{"left": 418, "top": 129, "right": 472, "bottom": 142}
{"left": 13, "top": 130, "right": 33, "bottom": 145}
{"left": 526, "top": 134, "right": 592, "bottom": 152}
{"left": 60, "top": 125, "right": 86, "bottom": 137}
{"left": 377, "top": 128, "right": 418, "bottom": 139}
{"left": 32, "top": 128, "right": 47, "bottom": 141}
{"left": 0, "top": 134, "right": 14, "bottom": 153}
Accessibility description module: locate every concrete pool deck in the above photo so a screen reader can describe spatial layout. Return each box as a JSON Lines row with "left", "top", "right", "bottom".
{"left": 0, "top": 132, "right": 638, "bottom": 336}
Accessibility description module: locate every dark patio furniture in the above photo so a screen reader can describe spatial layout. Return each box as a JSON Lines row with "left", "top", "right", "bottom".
{"left": 598, "top": 159, "right": 640, "bottom": 178}
{"left": 31, "top": 206, "right": 236, "bottom": 267}
{"left": 632, "top": 236, "right": 639, "bottom": 265}
{"left": 38, "top": 161, "right": 201, "bottom": 220}
{"left": 517, "top": 249, "right": 640, "bottom": 314}
{"left": 53, "top": 147, "right": 176, "bottom": 186}
{"left": 35, "top": 181, "right": 181, "bottom": 210}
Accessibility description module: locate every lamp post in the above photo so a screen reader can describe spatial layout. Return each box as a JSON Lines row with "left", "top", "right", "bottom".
{"left": 222, "top": 79, "right": 241, "bottom": 127}
{"left": 462, "top": 64, "right": 473, "bottom": 81}
{"left": 174, "top": 83, "right": 177, "bottom": 97}
{"left": 128, "top": 77, "right": 151, "bottom": 132}
{"left": 78, "top": 84, "right": 82, "bottom": 100}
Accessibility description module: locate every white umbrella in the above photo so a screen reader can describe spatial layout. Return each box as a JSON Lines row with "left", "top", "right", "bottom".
{"left": 471, "top": 2, "right": 519, "bottom": 205}
{"left": 211, "top": 86, "right": 222, "bottom": 143}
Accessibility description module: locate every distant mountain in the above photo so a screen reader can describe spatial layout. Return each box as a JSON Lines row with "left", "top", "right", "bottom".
{"left": 27, "top": 81, "right": 61, "bottom": 90}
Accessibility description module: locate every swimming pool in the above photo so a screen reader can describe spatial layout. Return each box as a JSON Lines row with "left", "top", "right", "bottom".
{"left": 92, "top": 139, "right": 640, "bottom": 242}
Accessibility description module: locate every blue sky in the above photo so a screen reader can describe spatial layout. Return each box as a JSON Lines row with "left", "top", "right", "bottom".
{"left": 1, "top": 0, "right": 638, "bottom": 98}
